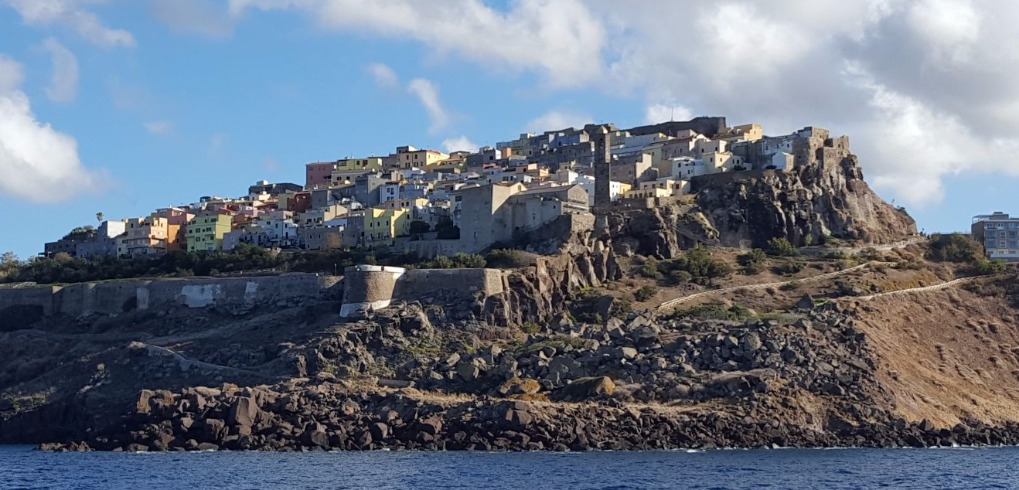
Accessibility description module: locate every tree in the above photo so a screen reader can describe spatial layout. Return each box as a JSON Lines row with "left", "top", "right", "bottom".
{"left": 435, "top": 217, "right": 460, "bottom": 240}
{"left": 0, "top": 251, "right": 18, "bottom": 272}
{"left": 409, "top": 220, "right": 431, "bottom": 236}
{"left": 96, "top": 212, "right": 104, "bottom": 223}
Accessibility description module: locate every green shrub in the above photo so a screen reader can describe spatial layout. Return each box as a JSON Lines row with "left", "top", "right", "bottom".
{"left": 657, "top": 246, "right": 732, "bottom": 284}
{"left": 737, "top": 249, "right": 767, "bottom": 275}
{"left": 766, "top": 237, "right": 798, "bottom": 257}
{"left": 634, "top": 285, "right": 659, "bottom": 302}
{"left": 637, "top": 257, "right": 661, "bottom": 279}
{"left": 671, "top": 303, "right": 754, "bottom": 321}
{"left": 973, "top": 259, "right": 1007, "bottom": 275}
{"left": 927, "top": 233, "right": 983, "bottom": 263}
{"left": 521, "top": 321, "right": 542, "bottom": 335}
{"left": 419, "top": 253, "right": 486, "bottom": 269}
{"left": 772, "top": 260, "right": 806, "bottom": 276}
{"left": 485, "top": 249, "right": 536, "bottom": 268}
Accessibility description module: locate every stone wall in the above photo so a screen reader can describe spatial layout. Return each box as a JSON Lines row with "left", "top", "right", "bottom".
{"left": 340, "top": 266, "right": 505, "bottom": 318}
{"left": 0, "top": 274, "right": 341, "bottom": 320}
{"left": 339, "top": 265, "right": 405, "bottom": 317}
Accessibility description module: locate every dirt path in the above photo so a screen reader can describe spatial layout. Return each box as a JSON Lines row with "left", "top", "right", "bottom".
{"left": 657, "top": 262, "right": 876, "bottom": 311}
{"left": 799, "top": 236, "right": 927, "bottom": 258}
{"left": 855, "top": 275, "right": 989, "bottom": 301}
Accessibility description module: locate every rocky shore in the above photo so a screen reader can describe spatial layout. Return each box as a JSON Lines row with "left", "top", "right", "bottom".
{"left": 42, "top": 379, "right": 1019, "bottom": 452}
{"left": 31, "top": 295, "right": 1019, "bottom": 452}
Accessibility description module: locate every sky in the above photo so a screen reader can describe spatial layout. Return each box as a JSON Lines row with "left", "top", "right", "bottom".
{"left": 2, "top": 0, "right": 1019, "bottom": 259}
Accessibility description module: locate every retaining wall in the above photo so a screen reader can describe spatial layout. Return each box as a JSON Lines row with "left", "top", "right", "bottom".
{"left": 341, "top": 266, "right": 505, "bottom": 317}
{"left": 0, "top": 274, "right": 341, "bottom": 319}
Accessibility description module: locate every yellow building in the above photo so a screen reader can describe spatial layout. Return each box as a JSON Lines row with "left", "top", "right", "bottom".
{"left": 118, "top": 216, "right": 169, "bottom": 256}
{"left": 394, "top": 146, "right": 448, "bottom": 170}
{"left": 186, "top": 213, "right": 233, "bottom": 252}
{"left": 363, "top": 207, "right": 410, "bottom": 245}
{"left": 334, "top": 157, "right": 382, "bottom": 173}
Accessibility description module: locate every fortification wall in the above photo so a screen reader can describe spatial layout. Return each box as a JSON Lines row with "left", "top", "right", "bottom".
{"left": 0, "top": 285, "right": 59, "bottom": 316}
{"left": 340, "top": 265, "right": 405, "bottom": 317}
{"left": 340, "top": 266, "right": 505, "bottom": 317}
{"left": 0, "top": 274, "right": 340, "bottom": 319}
{"left": 395, "top": 268, "right": 504, "bottom": 301}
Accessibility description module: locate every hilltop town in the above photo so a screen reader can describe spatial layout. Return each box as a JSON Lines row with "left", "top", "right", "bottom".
{"left": 36, "top": 117, "right": 845, "bottom": 262}
{"left": 17, "top": 114, "right": 1019, "bottom": 454}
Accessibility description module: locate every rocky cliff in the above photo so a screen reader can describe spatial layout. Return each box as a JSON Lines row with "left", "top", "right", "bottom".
{"left": 693, "top": 156, "right": 916, "bottom": 248}
{"left": 607, "top": 151, "right": 916, "bottom": 258}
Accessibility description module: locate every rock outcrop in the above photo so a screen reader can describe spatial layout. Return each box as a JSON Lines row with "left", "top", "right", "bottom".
{"left": 691, "top": 156, "right": 916, "bottom": 248}
{"left": 605, "top": 146, "right": 916, "bottom": 257}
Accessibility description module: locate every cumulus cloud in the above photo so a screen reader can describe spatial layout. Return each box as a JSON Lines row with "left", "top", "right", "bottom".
{"left": 228, "top": 0, "right": 606, "bottom": 87}
{"left": 40, "top": 38, "right": 78, "bottom": 103}
{"left": 228, "top": 1, "right": 1019, "bottom": 208}
{"left": 644, "top": 103, "right": 694, "bottom": 125}
{"left": 143, "top": 120, "right": 174, "bottom": 135}
{"left": 441, "top": 135, "right": 478, "bottom": 153}
{"left": 525, "top": 110, "right": 591, "bottom": 134}
{"left": 367, "top": 62, "right": 398, "bottom": 89}
{"left": 407, "top": 78, "right": 449, "bottom": 133}
{"left": 3, "top": 0, "right": 135, "bottom": 47}
{"left": 148, "top": 0, "right": 234, "bottom": 37}
{"left": 0, "top": 54, "right": 101, "bottom": 202}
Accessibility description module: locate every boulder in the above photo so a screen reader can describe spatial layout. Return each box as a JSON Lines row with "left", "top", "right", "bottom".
{"left": 796, "top": 294, "right": 816, "bottom": 310}
{"left": 551, "top": 376, "right": 616, "bottom": 402}
{"left": 497, "top": 377, "right": 542, "bottom": 396}
{"left": 228, "top": 396, "right": 260, "bottom": 430}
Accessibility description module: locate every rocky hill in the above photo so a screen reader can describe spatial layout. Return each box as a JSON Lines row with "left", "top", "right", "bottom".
{"left": 606, "top": 147, "right": 916, "bottom": 258}
{"left": 3, "top": 234, "right": 1019, "bottom": 451}
{"left": 0, "top": 146, "right": 1001, "bottom": 452}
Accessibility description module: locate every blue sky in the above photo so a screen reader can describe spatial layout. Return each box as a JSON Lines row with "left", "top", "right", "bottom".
{"left": 2, "top": 0, "right": 1018, "bottom": 258}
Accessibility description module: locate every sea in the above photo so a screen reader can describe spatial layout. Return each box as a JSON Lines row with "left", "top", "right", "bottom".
{"left": 0, "top": 445, "right": 1015, "bottom": 489}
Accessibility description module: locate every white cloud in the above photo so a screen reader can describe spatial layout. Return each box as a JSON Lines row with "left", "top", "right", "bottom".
{"left": 2, "top": 0, "right": 135, "bottom": 47}
{"left": 441, "top": 135, "right": 478, "bottom": 153}
{"left": 215, "top": 1, "right": 1019, "bottom": 207}
{"left": 367, "top": 62, "right": 398, "bottom": 89}
{"left": 143, "top": 120, "right": 174, "bottom": 135}
{"left": 228, "top": 0, "right": 606, "bottom": 87}
{"left": 644, "top": 103, "right": 694, "bottom": 125}
{"left": 525, "top": 110, "right": 591, "bottom": 134}
{"left": 40, "top": 38, "right": 78, "bottom": 103}
{"left": 148, "top": 0, "right": 234, "bottom": 37}
{"left": 407, "top": 78, "right": 449, "bottom": 133}
{"left": 0, "top": 55, "right": 24, "bottom": 93}
{"left": 0, "top": 54, "right": 102, "bottom": 203}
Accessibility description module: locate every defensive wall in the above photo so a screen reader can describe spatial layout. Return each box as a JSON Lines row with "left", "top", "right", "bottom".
{"left": 1, "top": 266, "right": 515, "bottom": 323}
{"left": 0, "top": 274, "right": 341, "bottom": 325}
{"left": 340, "top": 266, "right": 505, "bottom": 318}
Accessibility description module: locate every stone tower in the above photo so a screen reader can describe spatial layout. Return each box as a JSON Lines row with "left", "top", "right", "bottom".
{"left": 592, "top": 127, "right": 613, "bottom": 208}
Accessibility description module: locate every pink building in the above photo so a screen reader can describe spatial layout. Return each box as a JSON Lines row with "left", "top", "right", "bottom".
{"left": 305, "top": 162, "right": 336, "bottom": 189}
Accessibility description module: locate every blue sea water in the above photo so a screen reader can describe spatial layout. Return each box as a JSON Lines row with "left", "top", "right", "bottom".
{"left": 0, "top": 445, "right": 1016, "bottom": 489}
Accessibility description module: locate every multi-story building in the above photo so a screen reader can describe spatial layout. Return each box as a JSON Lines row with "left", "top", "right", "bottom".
{"left": 392, "top": 146, "right": 448, "bottom": 170}
{"left": 152, "top": 207, "right": 194, "bottom": 251}
{"left": 186, "top": 213, "right": 233, "bottom": 252}
{"left": 305, "top": 162, "right": 337, "bottom": 189}
{"left": 972, "top": 212, "right": 1019, "bottom": 262}
{"left": 363, "top": 207, "right": 410, "bottom": 245}
{"left": 75, "top": 220, "right": 128, "bottom": 259}
{"left": 118, "top": 216, "right": 169, "bottom": 257}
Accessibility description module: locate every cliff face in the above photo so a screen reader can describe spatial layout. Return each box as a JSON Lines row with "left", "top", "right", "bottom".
{"left": 605, "top": 149, "right": 917, "bottom": 257}
{"left": 483, "top": 234, "right": 621, "bottom": 326}
{"left": 692, "top": 156, "right": 916, "bottom": 248}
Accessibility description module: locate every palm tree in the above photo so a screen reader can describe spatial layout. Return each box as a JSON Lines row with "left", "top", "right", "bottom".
{"left": 96, "top": 212, "right": 104, "bottom": 223}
